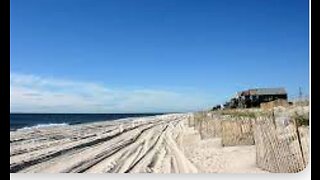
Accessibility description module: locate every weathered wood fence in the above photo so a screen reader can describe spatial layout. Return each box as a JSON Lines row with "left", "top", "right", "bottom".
{"left": 189, "top": 111, "right": 309, "bottom": 173}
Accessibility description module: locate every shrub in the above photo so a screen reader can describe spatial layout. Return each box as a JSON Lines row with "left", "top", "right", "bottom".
{"left": 293, "top": 112, "right": 309, "bottom": 126}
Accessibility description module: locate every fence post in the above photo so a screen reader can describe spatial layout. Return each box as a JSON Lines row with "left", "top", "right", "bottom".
{"left": 250, "top": 118, "right": 255, "bottom": 144}
{"left": 272, "top": 109, "right": 277, "bottom": 129}
{"left": 293, "top": 117, "right": 306, "bottom": 168}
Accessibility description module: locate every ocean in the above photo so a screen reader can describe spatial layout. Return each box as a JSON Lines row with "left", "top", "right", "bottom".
{"left": 10, "top": 113, "right": 165, "bottom": 131}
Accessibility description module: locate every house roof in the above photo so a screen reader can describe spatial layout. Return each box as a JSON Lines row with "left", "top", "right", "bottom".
{"left": 248, "top": 88, "right": 287, "bottom": 95}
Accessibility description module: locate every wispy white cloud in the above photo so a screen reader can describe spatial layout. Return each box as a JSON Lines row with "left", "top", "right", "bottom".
{"left": 10, "top": 73, "right": 215, "bottom": 113}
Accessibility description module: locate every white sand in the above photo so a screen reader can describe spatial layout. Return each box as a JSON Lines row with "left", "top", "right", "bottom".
{"left": 180, "top": 124, "right": 267, "bottom": 173}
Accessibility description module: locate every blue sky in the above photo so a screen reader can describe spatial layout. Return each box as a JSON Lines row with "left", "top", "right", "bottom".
{"left": 10, "top": 0, "right": 309, "bottom": 113}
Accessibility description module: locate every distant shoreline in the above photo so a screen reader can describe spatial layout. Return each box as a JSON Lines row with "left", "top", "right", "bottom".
{"left": 10, "top": 112, "right": 178, "bottom": 115}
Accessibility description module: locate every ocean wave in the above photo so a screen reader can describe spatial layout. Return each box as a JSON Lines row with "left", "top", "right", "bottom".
{"left": 17, "top": 123, "right": 69, "bottom": 131}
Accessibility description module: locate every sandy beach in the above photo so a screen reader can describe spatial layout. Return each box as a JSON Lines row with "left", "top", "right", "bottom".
{"left": 10, "top": 113, "right": 267, "bottom": 173}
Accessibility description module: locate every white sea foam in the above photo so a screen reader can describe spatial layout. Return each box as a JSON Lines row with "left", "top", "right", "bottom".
{"left": 17, "top": 123, "right": 69, "bottom": 131}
